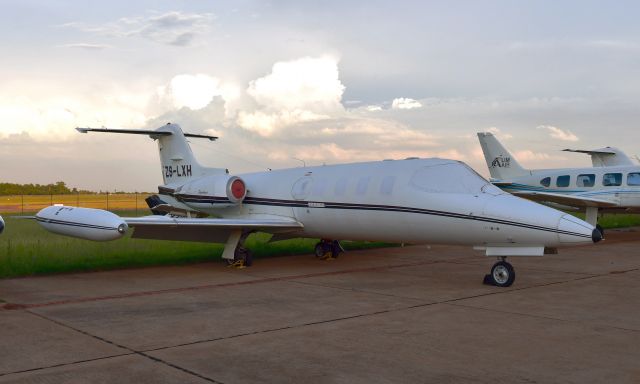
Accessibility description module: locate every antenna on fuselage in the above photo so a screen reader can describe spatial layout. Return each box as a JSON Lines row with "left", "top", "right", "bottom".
{"left": 292, "top": 157, "right": 307, "bottom": 167}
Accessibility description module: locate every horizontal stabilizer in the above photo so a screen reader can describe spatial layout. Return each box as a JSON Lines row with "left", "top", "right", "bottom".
{"left": 512, "top": 191, "right": 619, "bottom": 208}
{"left": 76, "top": 127, "right": 218, "bottom": 141}
{"left": 562, "top": 147, "right": 634, "bottom": 167}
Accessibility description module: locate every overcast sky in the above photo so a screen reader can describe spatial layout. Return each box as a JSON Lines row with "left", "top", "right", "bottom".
{"left": 1, "top": 0, "right": 640, "bottom": 191}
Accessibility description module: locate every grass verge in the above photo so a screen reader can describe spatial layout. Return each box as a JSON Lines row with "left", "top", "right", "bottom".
{"left": 0, "top": 211, "right": 394, "bottom": 278}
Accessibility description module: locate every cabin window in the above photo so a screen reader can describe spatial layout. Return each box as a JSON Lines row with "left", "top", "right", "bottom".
{"left": 540, "top": 177, "right": 551, "bottom": 187}
{"left": 334, "top": 178, "right": 348, "bottom": 196}
{"left": 627, "top": 172, "right": 640, "bottom": 186}
{"left": 380, "top": 176, "right": 396, "bottom": 195}
{"left": 556, "top": 175, "right": 570, "bottom": 187}
{"left": 356, "top": 176, "right": 370, "bottom": 195}
{"left": 577, "top": 174, "right": 595, "bottom": 188}
{"left": 603, "top": 173, "right": 622, "bottom": 186}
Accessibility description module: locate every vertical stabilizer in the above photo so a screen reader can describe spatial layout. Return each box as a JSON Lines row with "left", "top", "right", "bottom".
{"left": 477, "top": 132, "right": 529, "bottom": 180}
{"left": 76, "top": 123, "right": 227, "bottom": 186}
{"left": 153, "top": 123, "right": 226, "bottom": 185}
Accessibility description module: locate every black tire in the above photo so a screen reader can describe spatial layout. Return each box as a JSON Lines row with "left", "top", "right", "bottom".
{"left": 490, "top": 261, "right": 515, "bottom": 287}
{"left": 596, "top": 224, "right": 604, "bottom": 239}
{"left": 243, "top": 249, "right": 253, "bottom": 267}
{"left": 227, "top": 247, "right": 253, "bottom": 267}
{"left": 315, "top": 243, "right": 328, "bottom": 258}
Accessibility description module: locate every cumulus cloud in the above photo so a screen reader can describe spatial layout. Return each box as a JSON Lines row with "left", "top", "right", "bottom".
{"left": 514, "top": 150, "right": 551, "bottom": 161}
{"left": 62, "top": 11, "right": 215, "bottom": 46}
{"left": 0, "top": 95, "right": 148, "bottom": 141}
{"left": 160, "top": 74, "right": 220, "bottom": 110}
{"left": 537, "top": 125, "right": 579, "bottom": 141}
{"left": 486, "top": 126, "right": 513, "bottom": 139}
{"left": 391, "top": 97, "right": 422, "bottom": 110}
{"left": 237, "top": 56, "right": 346, "bottom": 136}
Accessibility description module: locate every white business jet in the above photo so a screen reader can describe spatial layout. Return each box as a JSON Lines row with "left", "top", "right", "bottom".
{"left": 35, "top": 124, "right": 601, "bottom": 287}
{"left": 478, "top": 132, "right": 640, "bottom": 229}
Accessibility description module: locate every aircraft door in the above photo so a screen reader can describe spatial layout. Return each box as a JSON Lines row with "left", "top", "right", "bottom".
{"left": 622, "top": 172, "right": 640, "bottom": 207}
{"left": 291, "top": 176, "right": 313, "bottom": 223}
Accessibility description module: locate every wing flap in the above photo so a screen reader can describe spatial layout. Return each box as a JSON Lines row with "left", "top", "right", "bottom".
{"left": 124, "top": 215, "right": 303, "bottom": 243}
{"left": 513, "top": 191, "right": 619, "bottom": 208}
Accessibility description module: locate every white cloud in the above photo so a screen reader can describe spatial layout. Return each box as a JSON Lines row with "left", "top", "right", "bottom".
{"left": 486, "top": 126, "right": 513, "bottom": 139}
{"left": 162, "top": 74, "right": 221, "bottom": 110}
{"left": 63, "top": 11, "right": 215, "bottom": 47}
{"left": 514, "top": 150, "right": 551, "bottom": 161}
{"left": 0, "top": 95, "right": 148, "bottom": 141}
{"left": 237, "top": 56, "right": 346, "bottom": 136}
{"left": 537, "top": 125, "right": 579, "bottom": 141}
{"left": 392, "top": 97, "right": 422, "bottom": 110}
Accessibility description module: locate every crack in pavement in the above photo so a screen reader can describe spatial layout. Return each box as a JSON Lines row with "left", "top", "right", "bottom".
{"left": 2, "top": 261, "right": 636, "bottom": 380}
{"left": 0, "top": 310, "right": 225, "bottom": 384}
{"left": 0, "top": 259, "right": 448, "bottom": 311}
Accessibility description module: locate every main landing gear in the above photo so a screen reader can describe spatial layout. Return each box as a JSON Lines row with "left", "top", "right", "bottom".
{"left": 226, "top": 232, "right": 253, "bottom": 269}
{"left": 483, "top": 257, "right": 516, "bottom": 287}
{"left": 314, "top": 239, "right": 343, "bottom": 260}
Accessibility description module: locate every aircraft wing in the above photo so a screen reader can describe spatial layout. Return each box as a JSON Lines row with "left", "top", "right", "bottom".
{"left": 124, "top": 215, "right": 304, "bottom": 243}
{"left": 512, "top": 191, "right": 619, "bottom": 208}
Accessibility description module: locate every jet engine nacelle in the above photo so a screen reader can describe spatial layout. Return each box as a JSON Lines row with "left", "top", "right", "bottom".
{"left": 178, "top": 174, "right": 247, "bottom": 207}
{"left": 36, "top": 206, "right": 128, "bottom": 241}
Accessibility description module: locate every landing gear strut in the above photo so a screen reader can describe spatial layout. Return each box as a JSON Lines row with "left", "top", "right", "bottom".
{"left": 314, "top": 239, "right": 343, "bottom": 260}
{"left": 483, "top": 257, "right": 515, "bottom": 287}
{"left": 226, "top": 231, "right": 253, "bottom": 268}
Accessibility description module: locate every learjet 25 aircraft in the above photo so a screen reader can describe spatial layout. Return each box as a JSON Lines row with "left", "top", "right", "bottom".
{"left": 478, "top": 132, "right": 640, "bottom": 229}
{"left": 35, "top": 123, "right": 602, "bottom": 287}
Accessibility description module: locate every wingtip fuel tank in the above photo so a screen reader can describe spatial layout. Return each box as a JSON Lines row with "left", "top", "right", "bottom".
{"left": 36, "top": 206, "right": 128, "bottom": 241}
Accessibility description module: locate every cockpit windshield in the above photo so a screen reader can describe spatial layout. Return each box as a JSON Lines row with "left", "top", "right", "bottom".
{"left": 409, "top": 162, "right": 501, "bottom": 194}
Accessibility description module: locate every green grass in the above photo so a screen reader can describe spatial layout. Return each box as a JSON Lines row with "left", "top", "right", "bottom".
{"left": 2, "top": 210, "right": 638, "bottom": 279}
{"left": 0, "top": 211, "right": 394, "bottom": 278}
{"left": 569, "top": 212, "right": 640, "bottom": 229}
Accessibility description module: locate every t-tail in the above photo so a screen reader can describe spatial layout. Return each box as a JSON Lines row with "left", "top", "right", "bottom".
{"left": 477, "top": 132, "right": 530, "bottom": 180}
{"left": 77, "top": 123, "right": 226, "bottom": 186}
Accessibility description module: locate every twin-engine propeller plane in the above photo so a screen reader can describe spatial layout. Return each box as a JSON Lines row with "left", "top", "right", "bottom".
{"left": 34, "top": 123, "right": 602, "bottom": 287}
{"left": 478, "top": 132, "right": 640, "bottom": 230}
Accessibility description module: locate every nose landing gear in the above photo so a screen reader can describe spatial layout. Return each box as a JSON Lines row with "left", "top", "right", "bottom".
{"left": 483, "top": 258, "right": 515, "bottom": 287}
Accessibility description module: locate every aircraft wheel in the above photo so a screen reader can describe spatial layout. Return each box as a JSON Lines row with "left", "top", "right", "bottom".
{"left": 596, "top": 224, "right": 604, "bottom": 239}
{"left": 227, "top": 247, "right": 253, "bottom": 267}
{"left": 488, "top": 261, "right": 515, "bottom": 287}
{"left": 314, "top": 242, "right": 330, "bottom": 258}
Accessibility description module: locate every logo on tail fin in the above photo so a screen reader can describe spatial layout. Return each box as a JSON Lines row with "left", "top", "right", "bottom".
{"left": 491, "top": 156, "right": 511, "bottom": 168}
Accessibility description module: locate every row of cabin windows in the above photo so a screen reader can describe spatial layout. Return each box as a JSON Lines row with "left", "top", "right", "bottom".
{"left": 540, "top": 172, "right": 640, "bottom": 188}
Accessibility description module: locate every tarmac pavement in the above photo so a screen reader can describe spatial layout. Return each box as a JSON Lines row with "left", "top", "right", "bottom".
{"left": 1, "top": 229, "right": 639, "bottom": 383}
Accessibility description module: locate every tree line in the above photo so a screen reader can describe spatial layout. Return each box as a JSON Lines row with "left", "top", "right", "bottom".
{"left": 0, "top": 182, "right": 93, "bottom": 195}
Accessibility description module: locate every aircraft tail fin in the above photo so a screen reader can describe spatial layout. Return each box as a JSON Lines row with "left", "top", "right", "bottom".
{"left": 76, "top": 123, "right": 227, "bottom": 185}
{"left": 477, "top": 132, "right": 529, "bottom": 180}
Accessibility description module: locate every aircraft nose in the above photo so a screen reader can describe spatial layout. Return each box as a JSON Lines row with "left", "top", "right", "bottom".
{"left": 557, "top": 214, "right": 596, "bottom": 244}
{"left": 592, "top": 227, "right": 603, "bottom": 243}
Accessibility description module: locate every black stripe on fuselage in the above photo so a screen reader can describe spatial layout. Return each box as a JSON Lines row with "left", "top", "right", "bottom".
{"left": 35, "top": 217, "right": 118, "bottom": 231}
{"left": 167, "top": 194, "right": 591, "bottom": 239}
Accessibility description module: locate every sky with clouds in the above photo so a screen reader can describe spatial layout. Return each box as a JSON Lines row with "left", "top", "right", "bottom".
{"left": 1, "top": 0, "right": 640, "bottom": 191}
